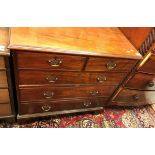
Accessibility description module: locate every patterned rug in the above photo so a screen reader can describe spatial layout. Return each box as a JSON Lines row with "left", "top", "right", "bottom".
{"left": 0, "top": 105, "right": 155, "bottom": 128}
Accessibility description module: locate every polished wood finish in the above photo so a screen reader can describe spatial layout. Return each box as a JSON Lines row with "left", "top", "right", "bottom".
{"left": 18, "top": 70, "right": 126, "bottom": 86}
{"left": 9, "top": 27, "right": 143, "bottom": 119}
{"left": 0, "top": 71, "right": 8, "bottom": 88}
{"left": 19, "top": 97, "right": 107, "bottom": 115}
{"left": 0, "top": 104, "right": 11, "bottom": 116}
{"left": 119, "top": 27, "right": 153, "bottom": 49}
{"left": 16, "top": 51, "right": 86, "bottom": 71}
{"left": 139, "top": 54, "right": 155, "bottom": 74}
{"left": 0, "top": 57, "right": 5, "bottom": 69}
{"left": 0, "top": 28, "right": 15, "bottom": 120}
{"left": 85, "top": 57, "right": 137, "bottom": 72}
{"left": 125, "top": 72, "right": 155, "bottom": 90}
{"left": 9, "top": 28, "right": 142, "bottom": 59}
{"left": 111, "top": 33, "right": 155, "bottom": 106}
{"left": 112, "top": 88, "right": 155, "bottom": 106}
{"left": 17, "top": 107, "right": 103, "bottom": 122}
{"left": 0, "top": 89, "right": 10, "bottom": 103}
{"left": 19, "top": 85, "right": 116, "bottom": 102}
{"left": 0, "top": 28, "right": 10, "bottom": 56}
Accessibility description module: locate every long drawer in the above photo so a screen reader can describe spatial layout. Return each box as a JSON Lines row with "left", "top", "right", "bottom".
{"left": 18, "top": 70, "right": 126, "bottom": 86}
{"left": 0, "top": 103, "right": 11, "bottom": 116}
{"left": 19, "top": 97, "right": 107, "bottom": 115}
{"left": 85, "top": 57, "right": 137, "bottom": 72}
{"left": 0, "top": 71, "right": 8, "bottom": 88}
{"left": 16, "top": 51, "right": 86, "bottom": 71}
{"left": 19, "top": 85, "right": 116, "bottom": 102}
{"left": 0, "top": 89, "right": 10, "bottom": 103}
{"left": 112, "top": 88, "right": 155, "bottom": 106}
{"left": 125, "top": 72, "right": 155, "bottom": 90}
{"left": 0, "top": 57, "right": 5, "bottom": 69}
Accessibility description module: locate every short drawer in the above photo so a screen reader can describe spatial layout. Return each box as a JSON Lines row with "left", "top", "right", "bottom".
{"left": 16, "top": 51, "right": 86, "bottom": 71}
{"left": 0, "top": 103, "right": 11, "bottom": 116}
{"left": 0, "top": 71, "right": 8, "bottom": 88}
{"left": 0, "top": 89, "right": 10, "bottom": 103}
{"left": 19, "top": 97, "right": 107, "bottom": 115}
{"left": 125, "top": 72, "right": 155, "bottom": 90}
{"left": 0, "top": 57, "right": 5, "bottom": 69}
{"left": 139, "top": 54, "right": 155, "bottom": 74}
{"left": 85, "top": 57, "right": 137, "bottom": 72}
{"left": 18, "top": 70, "right": 126, "bottom": 86}
{"left": 112, "top": 88, "right": 155, "bottom": 106}
{"left": 19, "top": 85, "right": 116, "bottom": 102}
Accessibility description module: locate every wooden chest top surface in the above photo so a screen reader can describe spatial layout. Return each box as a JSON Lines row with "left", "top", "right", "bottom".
{"left": 0, "top": 28, "right": 10, "bottom": 56}
{"left": 9, "top": 27, "right": 142, "bottom": 59}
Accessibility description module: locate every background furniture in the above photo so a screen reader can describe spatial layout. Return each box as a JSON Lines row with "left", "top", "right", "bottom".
{"left": 112, "top": 28, "right": 155, "bottom": 106}
{"left": 0, "top": 28, "right": 15, "bottom": 122}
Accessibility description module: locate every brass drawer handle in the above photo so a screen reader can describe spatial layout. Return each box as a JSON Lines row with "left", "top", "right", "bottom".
{"left": 43, "top": 91, "right": 54, "bottom": 99}
{"left": 48, "top": 57, "right": 62, "bottom": 67}
{"left": 132, "top": 95, "right": 139, "bottom": 101}
{"left": 46, "top": 75, "right": 58, "bottom": 83}
{"left": 41, "top": 105, "right": 51, "bottom": 112}
{"left": 90, "top": 90, "right": 99, "bottom": 96}
{"left": 148, "top": 81, "right": 154, "bottom": 87}
{"left": 97, "top": 76, "right": 107, "bottom": 83}
{"left": 106, "top": 61, "right": 116, "bottom": 70}
{"left": 84, "top": 101, "right": 92, "bottom": 107}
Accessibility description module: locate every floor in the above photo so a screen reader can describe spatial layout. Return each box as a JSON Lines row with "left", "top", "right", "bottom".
{"left": 0, "top": 105, "right": 155, "bottom": 128}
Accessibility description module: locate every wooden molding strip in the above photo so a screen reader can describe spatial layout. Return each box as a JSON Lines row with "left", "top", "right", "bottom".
{"left": 139, "top": 28, "right": 155, "bottom": 56}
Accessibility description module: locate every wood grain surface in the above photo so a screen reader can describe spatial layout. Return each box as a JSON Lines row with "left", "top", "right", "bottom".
{"left": 112, "top": 88, "right": 155, "bottom": 106}
{"left": 9, "top": 27, "right": 142, "bottom": 59}
{"left": 125, "top": 72, "right": 155, "bottom": 90}
{"left": 119, "top": 27, "right": 153, "bottom": 49}
{"left": 0, "top": 71, "right": 8, "bottom": 88}
{"left": 0, "top": 28, "right": 10, "bottom": 55}
{"left": 19, "top": 85, "right": 116, "bottom": 102}
{"left": 19, "top": 97, "right": 107, "bottom": 115}
{"left": 0, "top": 57, "right": 5, "bottom": 69}
{"left": 18, "top": 70, "right": 126, "bottom": 86}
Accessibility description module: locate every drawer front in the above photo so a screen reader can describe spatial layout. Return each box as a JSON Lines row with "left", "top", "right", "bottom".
{"left": 16, "top": 52, "right": 86, "bottom": 71}
{"left": 85, "top": 57, "right": 137, "bottom": 71}
{"left": 19, "top": 97, "right": 107, "bottom": 115}
{"left": 0, "top": 104, "right": 11, "bottom": 116}
{"left": 0, "top": 89, "right": 10, "bottom": 103}
{"left": 18, "top": 70, "right": 126, "bottom": 86}
{"left": 112, "top": 88, "right": 155, "bottom": 106}
{"left": 125, "top": 72, "right": 155, "bottom": 90}
{"left": 0, "top": 57, "right": 5, "bottom": 69}
{"left": 139, "top": 55, "right": 155, "bottom": 74}
{"left": 19, "top": 85, "right": 116, "bottom": 102}
{"left": 0, "top": 71, "right": 8, "bottom": 88}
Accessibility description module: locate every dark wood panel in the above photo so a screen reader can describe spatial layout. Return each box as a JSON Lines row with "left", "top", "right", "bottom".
{"left": 0, "top": 104, "right": 11, "bottom": 116}
{"left": 19, "top": 85, "right": 116, "bottom": 102}
{"left": 85, "top": 57, "right": 137, "bottom": 72}
{"left": 18, "top": 70, "right": 126, "bottom": 86}
{"left": 125, "top": 72, "right": 155, "bottom": 90}
{"left": 112, "top": 88, "right": 155, "bottom": 106}
{"left": 119, "top": 27, "right": 153, "bottom": 49}
{"left": 16, "top": 51, "right": 86, "bottom": 71}
{"left": 19, "top": 97, "right": 107, "bottom": 115}
{"left": 139, "top": 54, "right": 155, "bottom": 74}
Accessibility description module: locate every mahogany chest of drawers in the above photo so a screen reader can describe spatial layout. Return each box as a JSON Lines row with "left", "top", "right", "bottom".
{"left": 8, "top": 27, "right": 142, "bottom": 120}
